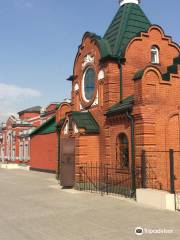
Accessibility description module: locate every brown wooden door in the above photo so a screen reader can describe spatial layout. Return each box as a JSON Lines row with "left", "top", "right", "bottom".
{"left": 60, "top": 137, "right": 75, "bottom": 187}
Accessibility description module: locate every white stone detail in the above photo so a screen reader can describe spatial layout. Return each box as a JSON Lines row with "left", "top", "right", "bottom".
{"left": 73, "top": 123, "right": 79, "bottom": 134}
{"left": 74, "top": 83, "right": 79, "bottom": 91}
{"left": 82, "top": 54, "right": 94, "bottom": 69}
{"left": 92, "top": 91, "right": 99, "bottom": 106}
{"left": 119, "top": 0, "right": 140, "bottom": 6}
{"left": 80, "top": 104, "right": 84, "bottom": 110}
{"left": 98, "top": 70, "right": 105, "bottom": 80}
{"left": 64, "top": 121, "right": 69, "bottom": 135}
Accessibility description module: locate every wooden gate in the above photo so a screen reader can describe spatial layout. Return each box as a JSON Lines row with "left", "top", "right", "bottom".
{"left": 60, "top": 137, "right": 75, "bottom": 187}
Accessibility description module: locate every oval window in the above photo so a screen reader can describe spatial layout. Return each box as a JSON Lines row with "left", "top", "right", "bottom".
{"left": 83, "top": 68, "right": 96, "bottom": 101}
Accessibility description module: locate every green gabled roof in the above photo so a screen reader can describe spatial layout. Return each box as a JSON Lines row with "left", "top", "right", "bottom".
{"left": 104, "top": 3, "right": 151, "bottom": 58}
{"left": 105, "top": 96, "right": 134, "bottom": 116}
{"left": 84, "top": 32, "right": 112, "bottom": 59}
{"left": 72, "top": 111, "right": 100, "bottom": 134}
{"left": 30, "top": 116, "right": 57, "bottom": 136}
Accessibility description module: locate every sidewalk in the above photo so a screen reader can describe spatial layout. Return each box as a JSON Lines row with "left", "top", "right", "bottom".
{"left": 0, "top": 168, "right": 179, "bottom": 240}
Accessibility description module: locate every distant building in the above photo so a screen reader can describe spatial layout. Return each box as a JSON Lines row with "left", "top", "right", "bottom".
{"left": 0, "top": 106, "right": 41, "bottom": 164}
{"left": 0, "top": 102, "right": 60, "bottom": 166}
{"left": 40, "top": 102, "right": 60, "bottom": 123}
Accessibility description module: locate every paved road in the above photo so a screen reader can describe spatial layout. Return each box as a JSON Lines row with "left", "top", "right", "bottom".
{"left": 0, "top": 168, "right": 180, "bottom": 240}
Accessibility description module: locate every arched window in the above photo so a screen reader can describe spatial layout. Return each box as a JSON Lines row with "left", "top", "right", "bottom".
{"left": 116, "top": 133, "right": 129, "bottom": 169}
{"left": 151, "top": 46, "right": 159, "bottom": 64}
{"left": 82, "top": 68, "right": 96, "bottom": 101}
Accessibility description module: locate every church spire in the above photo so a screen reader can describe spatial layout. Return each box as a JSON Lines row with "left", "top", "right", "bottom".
{"left": 104, "top": 0, "right": 150, "bottom": 57}
{"left": 119, "top": 0, "right": 140, "bottom": 6}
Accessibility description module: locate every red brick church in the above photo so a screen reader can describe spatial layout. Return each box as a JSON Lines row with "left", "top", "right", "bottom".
{"left": 56, "top": 0, "right": 180, "bottom": 196}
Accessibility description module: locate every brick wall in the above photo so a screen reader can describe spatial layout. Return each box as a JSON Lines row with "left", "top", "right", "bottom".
{"left": 30, "top": 132, "right": 57, "bottom": 172}
{"left": 59, "top": 25, "right": 180, "bottom": 192}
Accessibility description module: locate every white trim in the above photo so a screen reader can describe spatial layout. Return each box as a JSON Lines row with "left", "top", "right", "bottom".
{"left": 74, "top": 83, "right": 79, "bottom": 91}
{"left": 119, "top": 0, "right": 140, "bottom": 6}
{"left": 82, "top": 54, "right": 94, "bottom": 69}
{"left": 73, "top": 122, "right": 79, "bottom": 134}
{"left": 80, "top": 104, "right": 84, "bottom": 110}
{"left": 92, "top": 91, "right": 99, "bottom": 106}
{"left": 82, "top": 67, "right": 95, "bottom": 103}
{"left": 25, "top": 116, "right": 41, "bottom": 122}
{"left": 151, "top": 46, "right": 159, "bottom": 64}
{"left": 64, "top": 121, "right": 69, "bottom": 135}
{"left": 98, "top": 70, "right": 105, "bottom": 80}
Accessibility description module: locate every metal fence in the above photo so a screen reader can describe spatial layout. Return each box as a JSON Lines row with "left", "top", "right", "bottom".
{"left": 141, "top": 149, "right": 180, "bottom": 194}
{"left": 75, "top": 163, "right": 133, "bottom": 198}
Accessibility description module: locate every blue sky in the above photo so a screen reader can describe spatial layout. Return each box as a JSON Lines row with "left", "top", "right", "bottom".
{"left": 0, "top": 0, "right": 179, "bottom": 121}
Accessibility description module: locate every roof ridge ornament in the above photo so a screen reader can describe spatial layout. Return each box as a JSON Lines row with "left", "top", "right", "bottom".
{"left": 119, "top": 0, "right": 140, "bottom": 6}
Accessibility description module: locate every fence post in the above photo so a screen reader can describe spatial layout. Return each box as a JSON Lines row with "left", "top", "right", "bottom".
{"left": 169, "top": 149, "right": 175, "bottom": 194}
{"left": 106, "top": 165, "right": 109, "bottom": 195}
{"left": 141, "top": 149, "right": 146, "bottom": 188}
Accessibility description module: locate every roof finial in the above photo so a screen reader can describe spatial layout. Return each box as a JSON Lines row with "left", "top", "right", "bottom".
{"left": 119, "top": 0, "right": 140, "bottom": 6}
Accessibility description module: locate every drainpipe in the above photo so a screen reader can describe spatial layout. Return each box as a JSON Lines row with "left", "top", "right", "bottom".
{"left": 118, "top": 61, "right": 123, "bottom": 102}
{"left": 56, "top": 125, "right": 61, "bottom": 180}
{"left": 126, "top": 111, "right": 136, "bottom": 197}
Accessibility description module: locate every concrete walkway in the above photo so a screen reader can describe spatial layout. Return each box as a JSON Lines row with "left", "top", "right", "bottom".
{"left": 0, "top": 168, "right": 180, "bottom": 240}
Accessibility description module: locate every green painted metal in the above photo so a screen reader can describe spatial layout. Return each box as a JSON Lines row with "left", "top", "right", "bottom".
{"left": 173, "top": 55, "right": 180, "bottom": 65}
{"left": 133, "top": 69, "right": 145, "bottom": 80}
{"left": 103, "top": 3, "right": 151, "bottom": 58}
{"left": 105, "top": 96, "right": 134, "bottom": 116}
{"left": 126, "top": 111, "right": 136, "bottom": 197}
{"left": 30, "top": 116, "right": 57, "bottom": 136}
{"left": 119, "top": 63, "right": 123, "bottom": 102}
{"left": 72, "top": 111, "right": 100, "bottom": 134}
{"left": 85, "top": 32, "right": 112, "bottom": 59}
{"left": 133, "top": 55, "right": 180, "bottom": 82}
{"left": 86, "top": 4, "right": 151, "bottom": 61}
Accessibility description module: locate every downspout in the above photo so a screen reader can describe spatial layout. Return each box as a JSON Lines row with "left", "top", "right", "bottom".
{"left": 118, "top": 61, "right": 123, "bottom": 102}
{"left": 56, "top": 125, "right": 61, "bottom": 180}
{"left": 126, "top": 111, "right": 136, "bottom": 197}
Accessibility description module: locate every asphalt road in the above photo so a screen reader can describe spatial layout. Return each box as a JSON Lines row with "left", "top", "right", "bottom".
{"left": 0, "top": 168, "right": 180, "bottom": 240}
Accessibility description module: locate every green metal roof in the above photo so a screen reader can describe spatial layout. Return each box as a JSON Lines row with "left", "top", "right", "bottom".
{"left": 30, "top": 116, "right": 57, "bottom": 136}
{"left": 162, "top": 55, "right": 180, "bottom": 80}
{"left": 72, "top": 111, "right": 100, "bottom": 134}
{"left": 133, "top": 55, "right": 180, "bottom": 81}
{"left": 105, "top": 96, "right": 134, "bottom": 117}
{"left": 133, "top": 69, "right": 145, "bottom": 80}
{"left": 103, "top": 3, "right": 151, "bottom": 58}
{"left": 84, "top": 32, "right": 112, "bottom": 59}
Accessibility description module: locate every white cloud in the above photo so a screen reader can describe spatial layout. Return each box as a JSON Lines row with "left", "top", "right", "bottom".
{"left": 0, "top": 83, "right": 41, "bottom": 99}
{"left": 0, "top": 83, "right": 42, "bottom": 122}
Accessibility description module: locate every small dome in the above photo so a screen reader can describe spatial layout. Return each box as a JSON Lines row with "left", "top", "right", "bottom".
{"left": 119, "top": 0, "right": 140, "bottom": 7}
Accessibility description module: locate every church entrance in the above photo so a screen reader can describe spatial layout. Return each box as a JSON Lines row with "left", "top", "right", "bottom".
{"left": 60, "top": 137, "right": 75, "bottom": 188}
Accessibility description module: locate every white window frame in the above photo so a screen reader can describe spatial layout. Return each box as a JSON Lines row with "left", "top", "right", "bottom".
{"left": 151, "top": 46, "right": 159, "bottom": 64}
{"left": 82, "top": 67, "right": 96, "bottom": 103}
